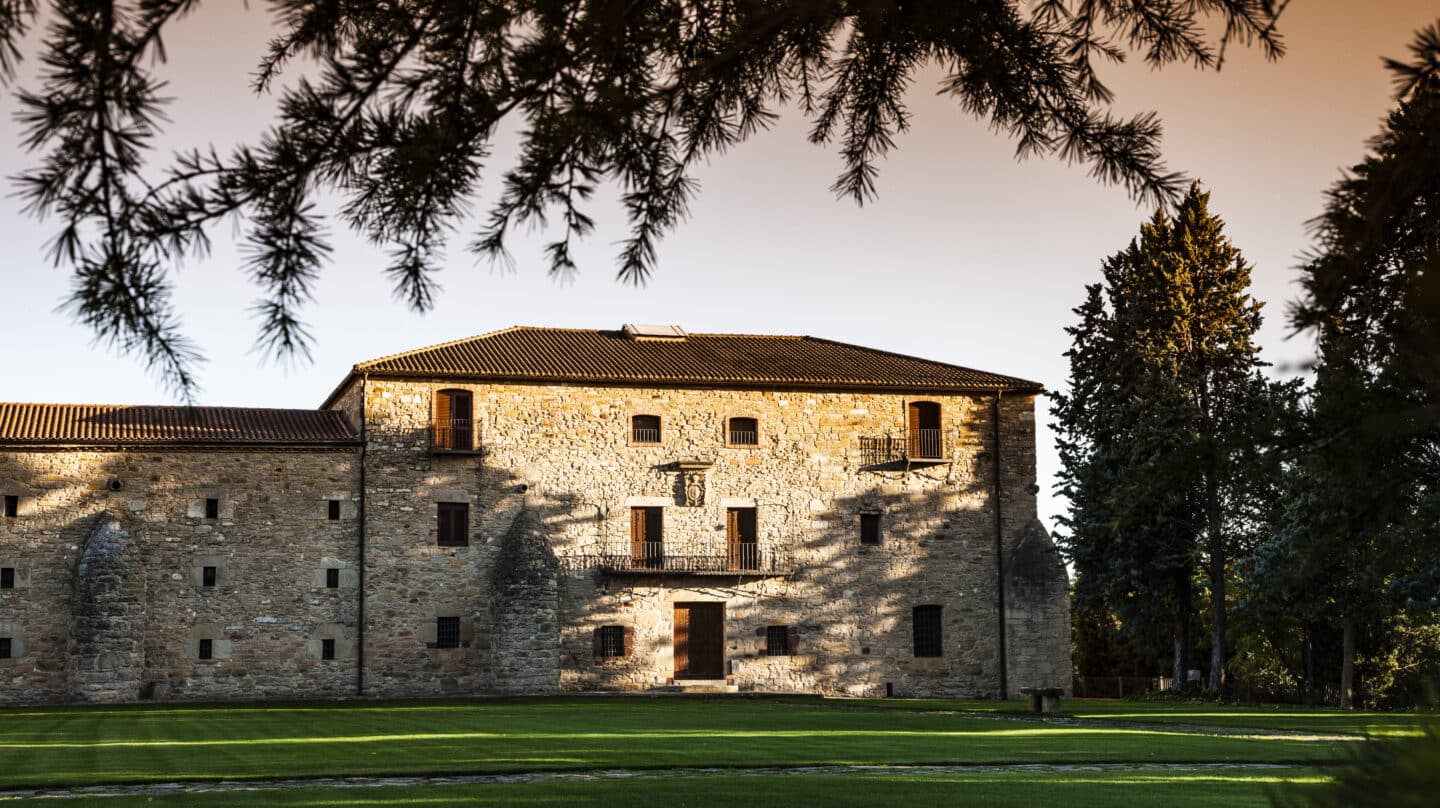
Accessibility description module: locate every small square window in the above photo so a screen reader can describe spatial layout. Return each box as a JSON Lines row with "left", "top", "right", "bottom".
{"left": 325, "top": 568, "right": 340, "bottom": 589}
{"left": 0, "top": 638, "right": 11, "bottom": 659}
{"left": 631, "top": 415, "right": 662, "bottom": 444}
{"left": 728, "top": 417, "right": 759, "bottom": 446}
{"left": 3, "top": 496, "right": 17, "bottom": 518}
{"left": 0, "top": 568, "right": 13, "bottom": 589}
{"left": 766, "top": 625, "right": 795, "bottom": 656}
{"left": 204, "top": 498, "right": 219, "bottom": 520}
{"left": 437, "top": 502, "right": 469, "bottom": 547}
{"left": 202, "top": 566, "right": 217, "bottom": 587}
{"left": 198, "top": 638, "right": 213, "bottom": 660}
{"left": 436, "top": 616, "right": 461, "bottom": 649}
{"left": 860, "top": 512, "right": 882, "bottom": 545}
{"left": 328, "top": 500, "right": 341, "bottom": 520}
{"left": 596, "top": 625, "right": 627, "bottom": 659}
{"left": 321, "top": 638, "right": 336, "bottom": 660}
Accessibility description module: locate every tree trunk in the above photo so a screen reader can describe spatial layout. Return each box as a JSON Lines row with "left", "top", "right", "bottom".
{"left": 1206, "top": 468, "right": 1225, "bottom": 694}
{"left": 1303, "top": 622, "right": 1316, "bottom": 708}
{"left": 1172, "top": 571, "right": 1192, "bottom": 689}
{"left": 1340, "top": 619, "right": 1356, "bottom": 710}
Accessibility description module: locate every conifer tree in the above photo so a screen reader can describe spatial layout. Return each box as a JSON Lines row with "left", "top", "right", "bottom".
{"left": 1055, "top": 183, "right": 1282, "bottom": 692}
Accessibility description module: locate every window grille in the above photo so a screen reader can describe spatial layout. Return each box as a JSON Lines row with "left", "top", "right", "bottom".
{"left": 913, "top": 605, "right": 943, "bottom": 657}
{"left": 202, "top": 566, "right": 217, "bottom": 587}
{"left": 860, "top": 512, "right": 882, "bottom": 545}
{"left": 321, "top": 639, "right": 336, "bottom": 660}
{"left": 326, "top": 568, "right": 340, "bottom": 589}
{"left": 0, "top": 568, "right": 13, "bottom": 589}
{"left": 631, "top": 414, "right": 661, "bottom": 443}
{"left": 596, "top": 625, "right": 626, "bottom": 659}
{"left": 728, "top": 417, "right": 758, "bottom": 445}
{"left": 766, "top": 625, "right": 795, "bottom": 656}
{"left": 198, "top": 639, "right": 213, "bottom": 660}
{"left": 328, "top": 500, "right": 341, "bottom": 520}
{"left": 437, "top": 502, "right": 469, "bottom": 546}
{"left": 436, "top": 617, "right": 461, "bottom": 649}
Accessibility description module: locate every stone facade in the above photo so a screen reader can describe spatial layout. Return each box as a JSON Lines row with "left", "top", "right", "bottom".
{"left": 0, "top": 329, "right": 1070, "bottom": 704}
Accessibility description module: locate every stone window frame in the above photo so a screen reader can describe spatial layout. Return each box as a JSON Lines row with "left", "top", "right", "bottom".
{"left": 308, "top": 624, "right": 352, "bottom": 661}
{"left": 422, "top": 610, "right": 474, "bottom": 651}
{"left": 189, "top": 624, "right": 231, "bottom": 662}
{"left": 312, "top": 561, "right": 357, "bottom": 590}
{"left": 0, "top": 565, "right": 28, "bottom": 590}
{"left": 189, "top": 490, "right": 234, "bottom": 521}
{"left": 190, "top": 556, "right": 229, "bottom": 590}
{"left": 0, "top": 620, "right": 22, "bottom": 662}
{"left": 629, "top": 414, "right": 663, "bottom": 446}
{"left": 912, "top": 604, "right": 944, "bottom": 658}
{"left": 724, "top": 415, "right": 761, "bottom": 448}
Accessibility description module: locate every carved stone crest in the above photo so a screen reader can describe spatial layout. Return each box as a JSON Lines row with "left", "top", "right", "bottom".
{"left": 675, "top": 459, "right": 713, "bottom": 508}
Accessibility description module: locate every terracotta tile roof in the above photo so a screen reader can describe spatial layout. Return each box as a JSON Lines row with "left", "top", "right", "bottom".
{"left": 343, "top": 326, "right": 1043, "bottom": 394}
{"left": 0, "top": 404, "right": 357, "bottom": 447}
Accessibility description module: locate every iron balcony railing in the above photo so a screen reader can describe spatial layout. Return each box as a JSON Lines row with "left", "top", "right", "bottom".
{"left": 728, "top": 429, "right": 758, "bottom": 446}
{"left": 431, "top": 418, "right": 475, "bottom": 452}
{"left": 600, "top": 541, "right": 779, "bottom": 574}
{"left": 860, "top": 429, "right": 945, "bottom": 465}
{"left": 632, "top": 427, "right": 661, "bottom": 443}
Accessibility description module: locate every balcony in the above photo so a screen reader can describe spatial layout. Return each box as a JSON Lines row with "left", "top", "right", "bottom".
{"left": 431, "top": 418, "right": 478, "bottom": 453}
{"left": 595, "top": 541, "right": 784, "bottom": 577}
{"left": 860, "top": 429, "right": 947, "bottom": 467}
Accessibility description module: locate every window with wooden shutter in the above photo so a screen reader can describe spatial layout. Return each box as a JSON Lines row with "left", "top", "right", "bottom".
{"left": 727, "top": 507, "right": 759, "bottom": 570}
{"left": 434, "top": 390, "right": 473, "bottom": 451}
{"left": 913, "top": 605, "right": 943, "bottom": 657}
{"left": 631, "top": 506, "right": 663, "bottom": 568}
{"left": 437, "top": 502, "right": 469, "bottom": 546}
{"left": 907, "top": 402, "right": 943, "bottom": 459}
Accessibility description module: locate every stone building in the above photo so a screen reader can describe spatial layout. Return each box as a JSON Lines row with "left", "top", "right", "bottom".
{"left": 0, "top": 325, "right": 1070, "bottom": 704}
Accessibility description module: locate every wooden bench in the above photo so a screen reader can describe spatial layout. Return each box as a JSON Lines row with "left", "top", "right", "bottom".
{"left": 1019, "top": 686, "right": 1064, "bottom": 714}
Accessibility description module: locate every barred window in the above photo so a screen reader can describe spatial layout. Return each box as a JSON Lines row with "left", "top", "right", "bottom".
{"left": 325, "top": 568, "right": 340, "bottom": 589}
{"left": 198, "top": 639, "right": 213, "bottom": 660}
{"left": 0, "top": 637, "right": 11, "bottom": 659}
{"left": 1, "top": 567, "right": 13, "bottom": 589}
{"left": 913, "top": 605, "right": 943, "bottom": 657}
{"left": 859, "top": 512, "right": 882, "bottom": 545}
{"left": 727, "top": 417, "right": 759, "bottom": 446}
{"left": 437, "top": 502, "right": 469, "bottom": 547}
{"left": 595, "top": 625, "right": 628, "bottom": 659}
{"left": 766, "top": 625, "right": 797, "bottom": 656}
{"left": 631, "top": 414, "right": 661, "bottom": 444}
{"left": 321, "top": 639, "right": 336, "bottom": 660}
{"left": 202, "top": 566, "right": 217, "bottom": 587}
{"left": 436, "top": 617, "right": 461, "bottom": 649}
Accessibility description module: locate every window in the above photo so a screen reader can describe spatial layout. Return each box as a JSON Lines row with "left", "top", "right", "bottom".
{"left": 630, "top": 507, "right": 664, "bottom": 568}
{"left": 907, "top": 401, "right": 943, "bottom": 459}
{"left": 860, "top": 512, "right": 882, "bottom": 545}
{"left": 727, "top": 416, "right": 759, "bottom": 446}
{"left": 201, "top": 566, "right": 217, "bottom": 587}
{"left": 204, "top": 498, "right": 219, "bottom": 519}
{"left": 325, "top": 568, "right": 340, "bottom": 589}
{"left": 727, "top": 507, "right": 758, "bottom": 570}
{"left": 0, "top": 637, "right": 10, "bottom": 659}
{"left": 631, "top": 414, "right": 661, "bottom": 444}
{"left": 3, "top": 495, "right": 17, "bottom": 518}
{"left": 766, "top": 625, "right": 797, "bottom": 656}
{"left": 913, "top": 605, "right": 943, "bottom": 657}
{"left": 0, "top": 568, "right": 13, "bottom": 589}
{"left": 321, "top": 638, "right": 336, "bottom": 660}
{"left": 435, "top": 616, "right": 461, "bottom": 649}
{"left": 594, "top": 625, "right": 630, "bottom": 660}
{"left": 327, "top": 500, "right": 341, "bottom": 520}
{"left": 437, "top": 502, "right": 469, "bottom": 547}
{"left": 434, "top": 389, "right": 474, "bottom": 451}
{"left": 198, "top": 638, "right": 213, "bottom": 660}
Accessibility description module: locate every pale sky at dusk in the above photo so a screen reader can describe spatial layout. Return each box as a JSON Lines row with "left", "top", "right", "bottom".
{"left": 1, "top": 1, "right": 1435, "bottom": 534}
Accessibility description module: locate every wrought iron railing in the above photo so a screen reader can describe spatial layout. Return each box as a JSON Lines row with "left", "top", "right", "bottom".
{"left": 597, "top": 541, "right": 779, "bottom": 574}
{"left": 632, "top": 427, "right": 661, "bottom": 443}
{"left": 432, "top": 418, "right": 474, "bottom": 451}
{"left": 860, "top": 429, "right": 945, "bottom": 465}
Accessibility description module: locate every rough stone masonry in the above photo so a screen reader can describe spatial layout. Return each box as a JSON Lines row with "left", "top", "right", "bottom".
{"left": 0, "top": 325, "right": 1071, "bottom": 704}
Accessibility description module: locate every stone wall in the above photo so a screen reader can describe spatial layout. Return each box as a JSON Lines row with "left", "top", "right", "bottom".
{"left": 0, "top": 447, "right": 361, "bottom": 704}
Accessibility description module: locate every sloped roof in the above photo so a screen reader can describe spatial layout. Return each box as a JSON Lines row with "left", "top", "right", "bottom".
{"left": 335, "top": 326, "right": 1043, "bottom": 397}
{"left": 0, "top": 404, "right": 357, "bottom": 447}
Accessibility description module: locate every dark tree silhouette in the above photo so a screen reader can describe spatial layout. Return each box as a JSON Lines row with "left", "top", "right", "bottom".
{"left": 0, "top": 0, "right": 1288, "bottom": 393}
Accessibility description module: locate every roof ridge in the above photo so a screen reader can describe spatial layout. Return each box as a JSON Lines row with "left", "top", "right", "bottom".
{"left": 351, "top": 326, "right": 529, "bottom": 371}
{"left": 796, "top": 336, "right": 1030, "bottom": 385}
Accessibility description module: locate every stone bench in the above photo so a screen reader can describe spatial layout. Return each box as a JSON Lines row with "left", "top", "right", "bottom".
{"left": 1019, "top": 686, "right": 1064, "bottom": 715}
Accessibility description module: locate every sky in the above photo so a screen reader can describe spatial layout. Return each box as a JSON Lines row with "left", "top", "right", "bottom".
{"left": 0, "top": 1, "right": 1435, "bottom": 535}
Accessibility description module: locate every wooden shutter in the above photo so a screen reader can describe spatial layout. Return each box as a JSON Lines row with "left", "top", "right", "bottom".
{"left": 593, "top": 627, "right": 603, "bottom": 660}
{"left": 787, "top": 626, "right": 800, "bottom": 655}
{"left": 631, "top": 508, "right": 646, "bottom": 560}
{"left": 622, "top": 626, "right": 634, "bottom": 657}
{"left": 436, "top": 390, "right": 452, "bottom": 424}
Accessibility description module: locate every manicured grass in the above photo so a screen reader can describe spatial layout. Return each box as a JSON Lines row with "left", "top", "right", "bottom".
{"left": 1, "top": 768, "right": 1334, "bottom": 807}
{"left": 811, "top": 696, "right": 1431, "bottom": 736}
{"left": 0, "top": 697, "right": 1352, "bottom": 789}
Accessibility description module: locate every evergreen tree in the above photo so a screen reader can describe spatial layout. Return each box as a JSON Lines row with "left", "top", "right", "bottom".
{"left": 0, "top": 1, "right": 1289, "bottom": 394}
{"left": 1055, "top": 183, "right": 1281, "bottom": 692}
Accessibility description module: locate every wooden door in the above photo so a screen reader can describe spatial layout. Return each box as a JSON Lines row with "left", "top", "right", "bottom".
{"left": 674, "top": 602, "right": 725, "bottom": 679}
{"left": 631, "top": 507, "right": 663, "bottom": 568}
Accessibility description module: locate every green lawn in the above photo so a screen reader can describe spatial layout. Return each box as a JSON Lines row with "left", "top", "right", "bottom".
{"left": 0, "top": 697, "right": 1359, "bottom": 790}
{"left": 0, "top": 769, "right": 1334, "bottom": 807}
